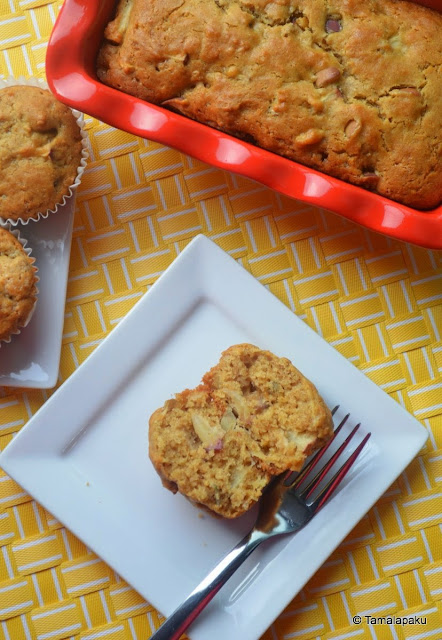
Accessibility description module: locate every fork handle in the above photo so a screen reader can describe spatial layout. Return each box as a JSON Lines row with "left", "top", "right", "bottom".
{"left": 150, "top": 529, "right": 267, "bottom": 640}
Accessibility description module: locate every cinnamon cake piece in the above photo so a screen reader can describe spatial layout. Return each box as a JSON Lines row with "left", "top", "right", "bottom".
{"left": 149, "top": 344, "right": 333, "bottom": 518}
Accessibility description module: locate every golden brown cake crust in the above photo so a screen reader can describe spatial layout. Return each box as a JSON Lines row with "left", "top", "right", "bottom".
{"left": 0, "top": 227, "right": 38, "bottom": 341}
{"left": 97, "top": 0, "right": 442, "bottom": 210}
{"left": 0, "top": 85, "right": 83, "bottom": 222}
{"left": 148, "top": 344, "right": 333, "bottom": 518}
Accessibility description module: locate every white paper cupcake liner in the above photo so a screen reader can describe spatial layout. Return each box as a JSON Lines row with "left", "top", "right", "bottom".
{"left": 0, "top": 222, "right": 39, "bottom": 346}
{"left": 0, "top": 75, "right": 88, "bottom": 227}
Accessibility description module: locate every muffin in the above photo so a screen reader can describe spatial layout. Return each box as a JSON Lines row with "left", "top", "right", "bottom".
{"left": 149, "top": 344, "right": 333, "bottom": 518}
{"left": 0, "top": 84, "right": 84, "bottom": 223}
{"left": 0, "top": 226, "right": 38, "bottom": 342}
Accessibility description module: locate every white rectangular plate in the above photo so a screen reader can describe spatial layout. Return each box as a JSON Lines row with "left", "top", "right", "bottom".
{"left": 0, "top": 198, "right": 75, "bottom": 388}
{"left": 0, "top": 235, "right": 427, "bottom": 640}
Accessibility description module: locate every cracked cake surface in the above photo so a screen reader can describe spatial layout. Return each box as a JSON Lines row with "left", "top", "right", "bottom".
{"left": 97, "top": 0, "right": 442, "bottom": 209}
{"left": 148, "top": 344, "right": 333, "bottom": 518}
{"left": 0, "top": 227, "right": 38, "bottom": 342}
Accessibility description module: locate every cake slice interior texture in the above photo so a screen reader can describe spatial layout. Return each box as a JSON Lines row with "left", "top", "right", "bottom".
{"left": 148, "top": 344, "right": 333, "bottom": 518}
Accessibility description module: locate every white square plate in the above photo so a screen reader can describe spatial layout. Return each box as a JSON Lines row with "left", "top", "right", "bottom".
{"left": 0, "top": 198, "right": 75, "bottom": 388}
{"left": 0, "top": 235, "right": 427, "bottom": 640}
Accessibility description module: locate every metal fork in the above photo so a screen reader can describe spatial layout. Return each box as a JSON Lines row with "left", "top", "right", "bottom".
{"left": 151, "top": 408, "right": 371, "bottom": 640}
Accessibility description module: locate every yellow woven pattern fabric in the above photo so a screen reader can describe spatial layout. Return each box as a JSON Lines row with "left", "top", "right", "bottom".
{"left": 1, "top": 2, "right": 442, "bottom": 639}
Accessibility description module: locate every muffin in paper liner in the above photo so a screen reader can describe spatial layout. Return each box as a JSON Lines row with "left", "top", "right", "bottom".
{"left": 0, "top": 76, "right": 88, "bottom": 226}
{"left": 0, "top": 223, "right": 39, "bottom": 346}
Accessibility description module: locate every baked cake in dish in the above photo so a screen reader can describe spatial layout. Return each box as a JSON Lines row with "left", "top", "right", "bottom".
{"left": 97, "top": 0, "right": 442, "bottom": 210}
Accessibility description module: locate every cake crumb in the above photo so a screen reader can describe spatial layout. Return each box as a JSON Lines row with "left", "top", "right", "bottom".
{"left": 149, "top": 343, "right": 332, "bottom": 519}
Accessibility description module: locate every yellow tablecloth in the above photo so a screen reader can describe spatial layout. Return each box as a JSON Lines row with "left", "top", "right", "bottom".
{"left": 0, "top": 2, "right": 442, "bottom": 639}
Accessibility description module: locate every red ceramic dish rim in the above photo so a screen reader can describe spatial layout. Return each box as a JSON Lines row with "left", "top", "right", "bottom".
{"left": 45, "top": 0, "right": 442, "bottom": 249}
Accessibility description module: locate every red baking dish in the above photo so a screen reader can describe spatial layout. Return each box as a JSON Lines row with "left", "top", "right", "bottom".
{"left": 46, "top": 0, "right": 442, "bottom": 249}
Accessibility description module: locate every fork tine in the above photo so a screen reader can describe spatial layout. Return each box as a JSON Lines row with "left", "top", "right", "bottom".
{"left": 298, "top": 422, "right": 361, "bottom": 499}
{"left": 309, "top": 432, "right": 371, "bottom": 512}
{"left": 285, "top": 408, "right": 349, "bottom": 489}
